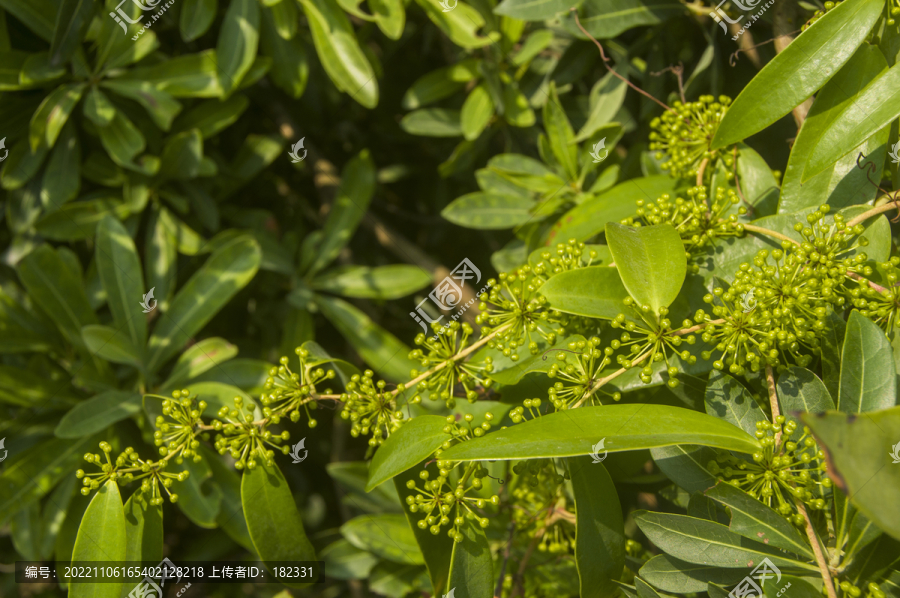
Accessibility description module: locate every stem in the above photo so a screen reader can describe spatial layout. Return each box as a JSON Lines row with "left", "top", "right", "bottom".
{"left": 573, "top": 350, "right": 652, "bottom": 408}
{"left": 765, "top": 365, "right": 781, "bottom": 447}
{"left": 570, "top": 9, "right": 673, "bottom": 113}
{"left": 674, "top": 318, "right": 725, "bottom": 336}
{"left": 696, "top": 157, "right": 709, "bottom": 187}
{"left": 846, "top": 200, "right": 900, "bottom": 228}
{"left": 740, "top": 223, "right": 800, "bottom": 246}
{"left": 797, "top": 500, "right": 838, "bottom": 598}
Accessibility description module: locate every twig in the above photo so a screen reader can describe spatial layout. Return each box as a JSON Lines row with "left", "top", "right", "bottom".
{"left": 846, "top": 199, "right": 900, "bottom": 228}
{"left": 728, "top": 30, "right": 797, "bottom": 68}
{"left": 740, "top": 223, "right": 800, "bottom": 246}
{"left": 696, "top": 157, "right": 709, "bottom": 187}
{"left": 570, "top": 9, "right": 673, "bottom": 113}
{"left": 650, "top": 62, "right": 686, "bottom": 103}
{"left": 797, "top": 500, "right": 838, "bottom": 598}
{"left": 765, "top": 365, "right": 781, "bottom": 446}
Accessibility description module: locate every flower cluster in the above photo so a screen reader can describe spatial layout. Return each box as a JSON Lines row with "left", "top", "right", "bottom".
{"left": 340, "top": 370, "right": 405, "bottom": 447}
{"left": 710, "top": 417, "right": 831, "bottom": 525}
{"left": 261, "top": 348, "right": 337, "bottom": 425}
{"left": 847, "top": 258, "right": 900, "bottom": 333}
{"left": 509, "top": 459, "right": 574, "bottom": 554}
{"left": 531, "top": 240, "right": 601, "bottom": 276}
{"left": 212, "top": 395, "right": 292, "bottom": 470}
{"left": 612, "top": 300, "right": 698, "bottom": 386}
{"left": 649, "top": 95, "right": 733, "bottom": 180}
{"left": 77, "top": 442, "right": 189, "bottom": 504}
{"left": 546, "top": 337, "right": 617, "bottom": 409}
{"left": 477, "top": 268, "right": 559, "bottom": 359}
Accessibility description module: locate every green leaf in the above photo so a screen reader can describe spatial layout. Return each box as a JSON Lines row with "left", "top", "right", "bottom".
{"left": 460, "top": 84, "right": 494, "bottom": 141}
{"left": 804, "top": 58, "right": 900, "bottom": 181}
{"left": 838, "top": 310, "right": 897, "bottom": 413}
{"left": 634, "top": 511, "right": 818, "bottom": 572}
{"left": 539, "top": 266, "right": 631, "bottom": 320}
{"left": 575, "top": 69, "right": 629, "bottom": 142}
{"left": 40, "top": 122, "right": 81, "bottom": 210}
{"left": 100, "top": 80, "right": 182, "bottom": 131}
{"left": 778, "top": 44, "right": 888, "bottom": 214}
{"left": 1, "top": 139, "right": 48, "bottom": 190}
{"left": 367, "top": 416, "right": 453, "bottom": 491}
{"left": 804, "top": 408, "right": 900, "bottom": 541}
{"left": 311, "top": 265, "right": 431, "bottom": 299}
{"left": 181, "top": 0, "right": 217, "bottom": 41}
{"left": 318, "top": 296, "right": 419, "bottom": 382}
{"left": 55, "top": 391, "right": 142, "bottom": 439}
{"left": 217, "top": 0, "right": 260, "bottom": 96}
{"left": 762, "top": 575, "right": 822, "bottom": 598}
{"left": 442, "top": 192, "right": 533, "bottom": 230}
{"left": 606, "top": 222, "right": 686, "bottom": 313}
{"left": 242, "top": 461, "right": 316, "bottom": 582}
{"left": 0, "top": 0, "right": 55, "bottom": 40}
{"left": 172, "top": 96, "right": 249, "bottom": 138}
{"left": 704, "top": 370, "right": 767, "bottom": 436}
{"left": 174, "top": 457, "right": 222, "bottom": 528}
{"left": 98, "top": 112, "right": 146, "bottom": 167}
{"left": 568, "top": 456, "right": 625, "bottom": 598}
{"left": 146, "top": 236, "right": 261, "bottom": 372}
{"left": 298, "top": 0, "right": 378, "bottom": 108}
{"left": 563, "top": 0, "right": 685, "bottom": 39}
{"left": 776, "top": 366, "right": 835, "bottom": 429}
{"left": 202, "top": 447, "right": 254, "bottom": 552}
{"left": 122, "top": 50, "right": 222, "bottom": 98}
{"left": 70, "top": 481, "right": 126, "bottom": 598}
{"left": 413, "top": 0, "right": 492, "bottom": 49}
{"left": 640, "top": 555, "right": 744, "bottom": 594}
{"left": 495, "top": 0, "right": 581, "bottom": 20}
{"left": 41, "top": 473, "right": 77, "bottom": 561}
{"left": 260, "top": 7, "right": 309, "bottom": 98}
{"left": 651, "top": 444, "right": 719, "bottom": 494}
{"left": 17, "top": 244, "right": 97, "bottom": 347}
{"left": 83, "top": 87, "right": 116, "bottom": 128}
{"left": 158, "top": 129, "right": 203, "bottom": 180}
{"left": 10, "top": 503, "right": 42, "bottom": 560}
{"left": 120, "top": 490, "right": 163, "bottom": 598}
{"left": 145, "top": 205, "right": 177, "bottom": 313}
{"left": 543, "top": 83, "right": 579, "bottom": 181}
{"left": 370, "top": 0, "right": 405, "bottom": 39}
{"left": 704, "top": 482, "right": 813, "bottom": 558}
{"left": 322, "top": 539, "right": 379, "bottom": 580}
{"left": 96, "top": 215, "right": 147, "bottom": 350}
{"left": 29, "top": 83, "right": 84, "bottom": 151}
{"left": 403, "top": 61, "right": 478, "bottom": 110}
{"left": 80, "top": 325, "right": 142, "bottom": 367}
{"left": 401, "top": 108, "right": 463, "bottom": 137}
{"left": 711, "top": 0, "right": 884, "bottom": 149}
{"left": 49, "top": 0, "right": 94, "bottom": 67}
{"left": 447, "top": 521, "right": 493, "bottom": 598}
{"left": 488, "top": 153, "right": 566, "bottom": 194}
{"left": 439, "top": 405, "right": 761, "bottom": 462}
{"left": 341, "top": 514, "right": 424, "bottom": 565}
{"left": 306, "top": 150, "right": 376, "bottom": 275}
{"left": 545, "top": 176, "right": 677, "bottom": 244}
{"left": 162, "top": 337, "right": 239, "bottom": 390}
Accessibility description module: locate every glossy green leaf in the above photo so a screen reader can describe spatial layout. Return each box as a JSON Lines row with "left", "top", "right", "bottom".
{"left": 217, "top": 0, "right": 260, "bottom": 96}
{"left": 120, "top": 490, "right": 163, "bottom": 598}
{"left": 17, "top": 244, "right": 97, "bottom": 347}
{"left": 40, "top": 474, "right": 77, "bottom": 561}
{"left": 123, "top": 51, "right": 222, "bottom": 98}
{"left": 460, "top": 84, "right": 494, "bottom": 141}
{"left": 162, "top": 337, "right": 238, "bottom": 390}
{"left": 172, "top": 96, "right": 249, "bottom": 138}
{"left": 174, "top": 457, "right": 222, "bottom": 528}
{"left": 146, "top": 236, "right": 261, "bottom": 372}
{"left": 367, "top": 416, "right": 452, "bottom": 491}
{"left": 569, "top": 456, "right": 625, "bottom": 597}
{"left": 838, "top": 310, "right": 897, "bottom": 413}
{"left": 298, "top": 0, "right": 378, "bottom": 108}
{"left": 260, "top": 7, "right": 308, "bottom": 98}
{"left": 496, "top": 0, "right": 581, "bottom": 20}
{"left": 322, "top": 539, "right": 379, "bottom": 580}
{"left": 180, "top": 0, "right": 217, "bottom": 41}
{"left": 341, "top": 514, "right": 424, "bottom": 565}
{"left": 80, "top": 325, "right": 142, "bottom": 367}
{"left": 96, "top": 215, "right": 147, "bottom": 349}
{"left": 447, "top": 520, "right": 493, "bottom": 598}
{"left": 311, "top": 265, "right": 431, "bottom": 299}
{"left": 98, "top": 112, "right": 146, "bottom": 167}
{"left": 401, "top": 108, "right": 463, "bottom": 137}
{"left": 804, "top": 407, "right": 900, "bottom": 541}
{"left": 634, "top": 511, "right": 818, "bottom": 572}
{"left": 318, "top": 296, "right": 418, "bottom": 383}
{"left": 779, "top": 44, "right": 888, "bottom": 214}
{"left": 545, "top": 176, "right": 677, "bottom": 244}
{"left": 606, "top": 223, "right": 686, "bottom": 313}
{"left": 440, "top": 405, "right": 760, "bottom": 462}
{"left": 70, "top": 481, "right": 126, "bottom": 598}
{"left": 202, "top": 447, "right": 254, "bottom": 552}
{"left": 704, "top": 370, "right": 767, "bottom": 436}
{"left": 0, "top": 0, "right": 55, "bottom": 40}
{"left": 762, "top": 575, "right": 821, "bottom": 598}
{"left": 776, "top": 366, "right": 835, "bottom": 429}
{"left": 1, "top": 139, "right": 48, "bottom": 190}
{"left": 370, "top": 0, "right": 405, "bottom": 39}
{"left": 704, "top": 482, "right": 813, "bottom": 558}
{"left": 640, "top": 555, "right": 745, "bottom": 594}
{"left": 49, "top": 0, "right": 94, "bottom": 67}
{"left": 40, "top": 122, "right": 80, "bottom": 210}
{"left": 306, "top": 150, "right": 375, "bottom": 275}
{"left": 10, "top": 503, "right": 42, "bottom": 560}
{"left": 563, "top": 0, "right": 685, "bottom": 39}
{"left": 413, "top": 0, "right": 492, "bottom": 49}
{"left": 442, "top": 192, "right": 533, "bottom": 230}
{"left": 242, "top": 461, "right": 316, "bottom": 581}
{"left": 711, "top": 0, "right": 884, "bottom": 149}
{"left": 488, "top": 153, "right": 566, "bottom": 194}
{"left": 145, "top": 206, "right": 177, "bottom": 313}
{"left": 403, "top": 61, "right": 478, "bottom": 110}
{"left": 55, "top": 391, "right": 142, "bottom": 439}
{"left": 539, "top": 266, "right": 631, "bottom": 320}
{"left": 29, "top": 83, "right": 84, "bottom": 151}
{"left": 543, "top": 82, "right": 579, "bottom": 181}
{"left": 158, "top": 129, "right": 203, "bottom": 180}
{"left": 651, "top": 444, "right": 719, "bottom": 494}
